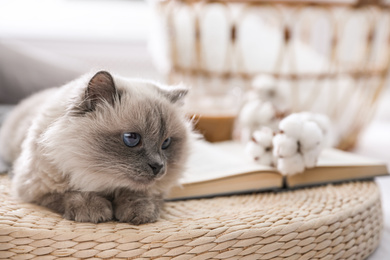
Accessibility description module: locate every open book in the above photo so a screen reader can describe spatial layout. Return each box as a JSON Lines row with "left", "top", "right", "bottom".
{"left": 167, "top": 141, "right": 389, "bottom": 200}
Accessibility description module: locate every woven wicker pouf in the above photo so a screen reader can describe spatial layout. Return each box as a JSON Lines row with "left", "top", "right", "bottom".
{"left": 0, "top": 175, "right": 383, "bottom": 260}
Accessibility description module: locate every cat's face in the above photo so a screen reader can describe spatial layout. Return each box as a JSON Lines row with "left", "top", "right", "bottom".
{"left": 43, "top": 71, "right": 191, "bottom": 194}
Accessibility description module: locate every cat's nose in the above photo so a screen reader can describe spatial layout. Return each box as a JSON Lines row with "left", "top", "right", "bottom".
{"left": 148, "top": 162, "right": 164, "bottom": 176}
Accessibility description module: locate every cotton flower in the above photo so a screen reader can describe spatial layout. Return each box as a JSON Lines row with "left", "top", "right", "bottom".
{"left": 240, "top": 76, "right": 334, "bottom": 175}
{"left": 239, "top": 100, "right": 276, "bottom": 127}
{"left": 273, "top": 112, "right": 328, "bottom": 175}
{"left": 245, "top": 127, "right": 275, "bottom": 166}
{"left": 257, "top": 152, "right": 275, "bottom": 167}
{"left": 245, "top": 141, "right": 265, "bottom": 159}
{"left": 277, "top": 153, "right": 305, "bottom": 176}
{"left": 251, "top": 75, "right": 278, "bottom": 102}
{"left": 299, "top": 121, "right": 323, "bottom": 150}
{"left": 236, "top": 75, "right": 290, "bottom": 143}
{"left": 252, "top": 127, "right": 273, "bottom": 147}
{"left": 237, "top": 100, "right": 279, "bottom": 143}
{"left": 300, "top": 112, "right": 335, "bottom": 147}
{"left": 279, "top": 113, "right": 304, "bottom": 140}
{"left": 251, "top": 75, "right": 289, "bottom": 112}
{"left": 272, "top": 133, "right": 298, "bottom": 158}
{"left": 302, "top": 145, "right": 322, "bottom": 168}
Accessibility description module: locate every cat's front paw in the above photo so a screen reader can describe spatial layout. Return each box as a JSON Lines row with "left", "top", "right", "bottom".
{"left": 114, "top": 198, "right": 160, "bottom": 225}
{"left": 63, "top": 192, "right": 113, "bottom": 223}
{"left": 114, "top": 191, "right": 162, "bottom": 225}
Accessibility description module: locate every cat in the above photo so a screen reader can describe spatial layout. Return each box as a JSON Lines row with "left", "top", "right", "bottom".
{"left": 0, "top": 70, "right": 192, "bottom": 224}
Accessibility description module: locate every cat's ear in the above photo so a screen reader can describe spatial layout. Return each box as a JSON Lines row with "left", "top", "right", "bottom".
{"left": 84, "top": 71, "right": 118, "bottom": 110}
{"left": 160, "top": 85, "right": 188, "bottom": 105}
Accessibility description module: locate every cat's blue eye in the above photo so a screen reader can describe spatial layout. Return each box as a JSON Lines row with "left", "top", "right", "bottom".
{"left": 123, "top": 133, "right": 141, "bottom": 147}
{"left": 161, "top": 137, "right": 171, "bottom": 150}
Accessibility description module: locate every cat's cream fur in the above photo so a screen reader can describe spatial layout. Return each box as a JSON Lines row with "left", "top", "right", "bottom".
{"left": 0, "top": 71, "right": 192, "bottom": 224}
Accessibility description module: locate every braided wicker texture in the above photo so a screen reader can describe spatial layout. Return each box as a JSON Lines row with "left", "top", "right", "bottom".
{"left": 0, "top": 175, "right": 383, "bottom": 260}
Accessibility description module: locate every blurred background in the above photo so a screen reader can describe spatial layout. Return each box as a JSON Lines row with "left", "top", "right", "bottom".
{"left": 0, "top": 0, "right": 389, "bottom": 151}
{"left": 0, "top": 0, "right": 160, "bottom": 104}
{"left": 0, "top": 0, "right": 389, "bottom": 258}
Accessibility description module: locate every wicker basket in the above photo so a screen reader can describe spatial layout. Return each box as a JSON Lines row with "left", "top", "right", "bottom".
{"left": 0, "top": 175, "right": 383, "bottom": 259}
{"left": 150, "top": 0, "right": 390, "bottom": 149}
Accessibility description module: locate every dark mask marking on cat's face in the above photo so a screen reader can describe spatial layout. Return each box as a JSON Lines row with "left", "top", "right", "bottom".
{"left": 94, "top": 133, "right": 181, "bottom": 186}
{"left": 81, "top": 98, "right": 188, "bottom": 187}
{"left": 63, "top": 72, "right": 189, "bottom": 191}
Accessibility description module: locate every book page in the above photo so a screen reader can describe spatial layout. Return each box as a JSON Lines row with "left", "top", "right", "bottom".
{"left": 181, "top": 140, "right": 275, "bottom": 184}
{"left": 317, "top": 148, "right": 385, "bottom": 167}
{"left": 181, "top": 141, "right": 387, "bottom": 185}
{"left": 214, "top": 142, "right": 385, "bottom": 167}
